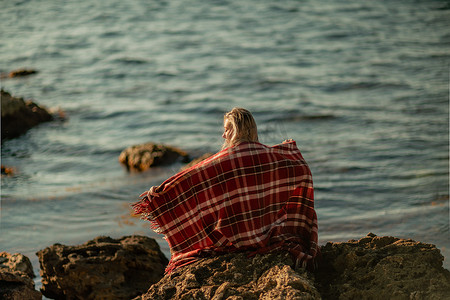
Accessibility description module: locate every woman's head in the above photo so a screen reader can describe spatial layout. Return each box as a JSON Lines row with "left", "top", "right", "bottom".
{"left": 222, "top": 107, "right": 259, "bottom": 149}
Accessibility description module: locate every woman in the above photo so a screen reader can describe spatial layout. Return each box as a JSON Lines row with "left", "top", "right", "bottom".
{"left": 221, "top": 107, "right": 259, "bottom": 149}
{"left": 221, "top": 107, "right": 293, "bottom": 148}
{"left": 133, "top": 107, "right": 318, "bottom": 273}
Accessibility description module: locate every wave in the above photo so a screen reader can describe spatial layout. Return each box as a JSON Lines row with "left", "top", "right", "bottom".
{"left": 323, "top": 81, "right": 410, "bottom": 92}
{"left": 111, "top": 57, "right": 150, "bottom": 65}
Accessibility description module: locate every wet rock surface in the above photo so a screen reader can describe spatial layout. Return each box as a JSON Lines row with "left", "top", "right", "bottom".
{"left": 8, "top": 68, "right": 38, "bottom": 78}
{"left": 0, "top": 252, "right": 42, "bottom": 300}
{"left": 119, "top": 142, "right": 190, "bottom": 171}
{"left": 0, "top": 68, "right": 39, "bottom": 79}
{"left": 1, "top": 165, "right": 15, "bottom": 176}
{"left": 1, "top": 89, "right": 53, "bottom": 141}
{"left": 37, "top": 235, "right": 168, "bottom": 300}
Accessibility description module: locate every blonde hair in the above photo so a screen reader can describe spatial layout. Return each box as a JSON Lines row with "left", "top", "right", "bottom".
{"left": 222, "top": 107, "right": 259, "bottom": 149}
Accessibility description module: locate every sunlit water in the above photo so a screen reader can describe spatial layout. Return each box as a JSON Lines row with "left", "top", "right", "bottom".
{"left": 1, "top": 0, "right": 449, "bottom": 289}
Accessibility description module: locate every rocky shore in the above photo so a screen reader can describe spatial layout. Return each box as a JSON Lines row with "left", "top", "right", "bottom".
{"left": 36, "top": 235, "right": 168, "bottom": 300}
{"left": 138, "top": 233, "right": 450, "bottom": 300}
{"left": 2, "top": 233, "right": 449, "bottom": 299}
{"left": 119, "top": 142, "right": 190, "bottom": 172}
{"left": 1, "top": 89, "right": 53, "bottom": 141}
{"left": 0, "top": 252, "right": 42, "bottom": 299}
{"left": 316, "top": 233, "right": 450, "bottom": 299}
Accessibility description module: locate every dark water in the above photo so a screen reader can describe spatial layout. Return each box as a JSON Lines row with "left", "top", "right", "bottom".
{"left": 1, "top": 0, "right": 449, "bottom": 287}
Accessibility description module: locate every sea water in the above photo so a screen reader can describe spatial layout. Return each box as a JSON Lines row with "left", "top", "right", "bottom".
{"left": 1, "top": 0, "right": 449, "bottom": 288}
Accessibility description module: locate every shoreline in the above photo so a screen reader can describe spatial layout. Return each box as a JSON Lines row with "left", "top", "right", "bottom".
{"left": 2, "top": 233, "right": 450, "bottom": 299}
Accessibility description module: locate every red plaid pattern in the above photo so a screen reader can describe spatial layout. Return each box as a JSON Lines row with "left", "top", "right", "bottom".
{"left": 133, "top": 140, "right": 318, "bottom": 273}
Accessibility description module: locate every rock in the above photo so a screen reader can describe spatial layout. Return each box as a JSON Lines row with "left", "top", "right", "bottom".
{"left": 1, "top": 89, "right": 53, "bottom": 141}
{"left": 1, "top": 165, "right": 15, "bottom": 176}
{"left": 136, "top": 251, "right": 320, "bottom": 300}
{"left": 0, "top": 252, "right": 35, "bottom": 278}
{"left": 119, "top": 142, "right": 190, "bottom": 171}
{"left": 34, "top": 233, "right": 449, "bottom": 299}
{"left": 36, "top": 235, "right": 169, "bottom": 300}
{"left": 315, "top": 233, "right": 450, "bottom": 299}
{"left": 0, "top": 271, "right": 43, "bottom": 300}
{"left": 0, "top": 252, "right": 42, "bottom": 300}
{"left": 136, "top": 234, "right": 450, "bottom": 300}
{"left": 8, "top": 68, "right": 38, "bottom": 78}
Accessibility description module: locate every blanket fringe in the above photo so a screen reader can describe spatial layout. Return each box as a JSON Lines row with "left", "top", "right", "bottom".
{"left": 132, "top": 196, "right": 163, "bottom": 234}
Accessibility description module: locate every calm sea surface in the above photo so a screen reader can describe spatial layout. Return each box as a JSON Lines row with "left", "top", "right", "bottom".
{"left": 1, "top": 0, "right": 449, "bottom": 286}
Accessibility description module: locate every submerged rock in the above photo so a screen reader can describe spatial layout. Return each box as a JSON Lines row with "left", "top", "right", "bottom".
{"left": 36, "top": 235, "right": 168, "bottom": 300}
{"left": 1, "top": 165, "right": 15, "bottom": 176}
{"left": 1, "top": 89, "right": 53, "bottom": 141}
{"left": 8, "top": 68, "right": 38, "bottom": 78}
{"left": 119, "top": 142, "right": 190, "bottom": 171}
{"left": 0, "top": 252, "right": 42, "bottom": 300}
{"left": 136, "top": 251, "right": 320, "bottom": 300}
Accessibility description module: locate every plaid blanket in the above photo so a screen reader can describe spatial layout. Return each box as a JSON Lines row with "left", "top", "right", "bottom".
{"left": 133, "top": 140, "right": 318, "bottom": 273}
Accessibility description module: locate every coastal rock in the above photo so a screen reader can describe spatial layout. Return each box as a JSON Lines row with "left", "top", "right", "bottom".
{"left": 119, "top": 142, "right": 190, "bottom": 171}
{"left": 0, "top": 271, "right": 42, "bottom": 300}
{"left": 0, "top": 252, "right": 35, "bottom": 278}
{"left": 8, "top": 68, "right": 38, "bottom": 78}
{"left": 0, "top": 252, "right": 42, "bottom": 300}
{"left": 1, "top": 165, "right": 15, "bottom": 176}
{"left": 36, "top": 235, "right": 169, "bottom": 300}
{"left": 315, "top": 233, "right": 450, "bottom": 299}
{"left": 135, "top": 251, "right": 320, "bottom": 300}
{"left": 1, "top": 89, "right": 53, "bottom": 141}
{"left": 136, "top": 234, "right": 450, "bottom": 300}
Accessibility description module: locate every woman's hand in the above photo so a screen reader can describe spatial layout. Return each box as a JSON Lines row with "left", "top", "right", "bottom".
{"left": 282, "top": 139, "right": 294, "bottom": 144}
{"left": 147, "top": 186, "right": 159, "bottom": 196}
